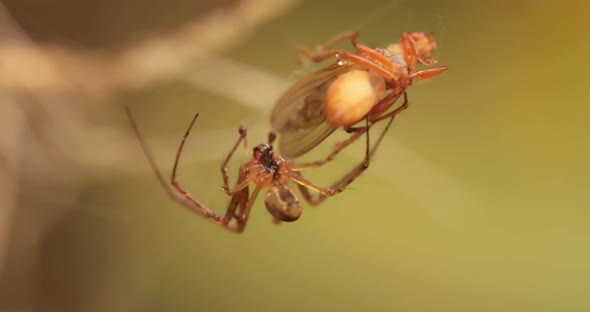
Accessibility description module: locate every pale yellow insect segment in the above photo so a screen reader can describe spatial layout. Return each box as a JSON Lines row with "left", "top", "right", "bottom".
{"left": 325, "top": 69, "right": 386, "bottom": 127}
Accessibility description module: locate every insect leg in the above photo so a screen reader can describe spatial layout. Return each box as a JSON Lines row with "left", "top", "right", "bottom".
{"left": 409, "top": 66, "right": 448, "bottom": 80}
{"left": 416, "top": 33, "right": 439, "bottom": 65}
{"left": 296, "top": 32, "right": 359, "bottom": 65}
{"left": 368, "top": 91, "right": 409, "bottom": 123}
{"left": 401, "top": 32, "right": 418, "bottom": 71}
{"left": 297, "top": 32, "right": 395, "bottom": 71}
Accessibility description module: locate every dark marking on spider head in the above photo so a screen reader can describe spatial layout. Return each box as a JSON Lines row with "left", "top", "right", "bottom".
{"left": 253, "top": 144, "right": 279, "bottom": 178}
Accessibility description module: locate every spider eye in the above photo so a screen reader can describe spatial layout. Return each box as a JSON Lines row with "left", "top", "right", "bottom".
{"left": 265, "top": 183, "right": 302, "bottom": 222}
{"left": 253, "top": 145, "right": 266, "bottom": 159}
{"left": 253, "top": 144, "right": 273, "bottom": 157}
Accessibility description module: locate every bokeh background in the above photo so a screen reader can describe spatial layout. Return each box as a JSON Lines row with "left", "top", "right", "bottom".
{"left": 1, "top": 0, "right": 589, "bottom": 311}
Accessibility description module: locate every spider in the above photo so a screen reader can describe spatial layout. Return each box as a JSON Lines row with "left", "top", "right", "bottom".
{"left": 125, "top": 107, "right": 396, "bottom": 233}
{"left": 271, "top": 32, "right": 448, "bottom": 158}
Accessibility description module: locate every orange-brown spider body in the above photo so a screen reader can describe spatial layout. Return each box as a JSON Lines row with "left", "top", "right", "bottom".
{"left": 243, "top": 144, "right": 291, "bottom": 188}
{"left": 126, "top": 107, "right": 396, "bottom": 233}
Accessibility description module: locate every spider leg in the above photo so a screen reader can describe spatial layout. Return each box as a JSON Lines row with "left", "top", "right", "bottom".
{"left": 229, "top": 184, "right": 263, "bottom": 232}
{"left": 414, "top": 33, "right": 438, "bottom": 66}
{"left": 295, "top": 111, "right": 396, "bottom": 206}
{"left": 221, "top": 161, "right": 263, "bottom": 232}
{"left": 288, "top": 117, "right": 370, "bottom": 197}
{"left": 222, "top": 187, "right": 250, "bottom": 232}
{"left": 221, "top": 125, "right": 253, "bottom": 195}
{"left": 296, "top": 31, "right": 359, "bottom": 65}
{"left": 125, "top": 107, "right": 226, "bottom": 224}
{"left": 289, "top": 126, "right": 366, "bottom": 171}
{"left": 291, "top": 91, "right": 407, "bottom": 172}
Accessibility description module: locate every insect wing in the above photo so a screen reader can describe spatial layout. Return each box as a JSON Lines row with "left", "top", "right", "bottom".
{"left": 271, "top": 63, "right": 354, "bottom": 158}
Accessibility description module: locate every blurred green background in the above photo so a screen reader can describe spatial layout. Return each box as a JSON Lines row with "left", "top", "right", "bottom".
{"left": 1, "top": 0, "right": 589, "bottom": 311}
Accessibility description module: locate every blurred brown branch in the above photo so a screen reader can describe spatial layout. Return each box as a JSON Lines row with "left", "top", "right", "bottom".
{"left": 1, "top": 0, "right": 297, "bottom": 93}
{"left": 0, "top": 1, "right": 298, "bottom": 308}
{"left": 0, "top": 0, "right": 297, "bottom": 179}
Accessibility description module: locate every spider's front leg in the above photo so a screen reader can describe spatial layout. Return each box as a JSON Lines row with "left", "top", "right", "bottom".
{"left": 221, "top": 125, "right": 252, "bottom": 195}
{"left": 219, "top": 138, "right": 263, "bottom": 232}
{"left": 126, "top": 108, "right": 233, "bottom": 226}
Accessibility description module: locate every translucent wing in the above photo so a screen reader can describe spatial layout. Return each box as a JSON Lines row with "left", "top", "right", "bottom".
{"left": 271, "top": 63, "right": 354, "bottom": 158}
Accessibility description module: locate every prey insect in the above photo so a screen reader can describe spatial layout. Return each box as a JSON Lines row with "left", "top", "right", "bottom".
{"left": 126, "top": 107, "right": 396, "bottom": 233}
{"left": 271, "top": 32, "right": 448, "bottom": 158}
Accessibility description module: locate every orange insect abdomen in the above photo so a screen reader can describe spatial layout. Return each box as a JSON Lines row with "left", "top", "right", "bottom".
{"left": 325, "top": 69, "right": 386, "bottom": 127}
